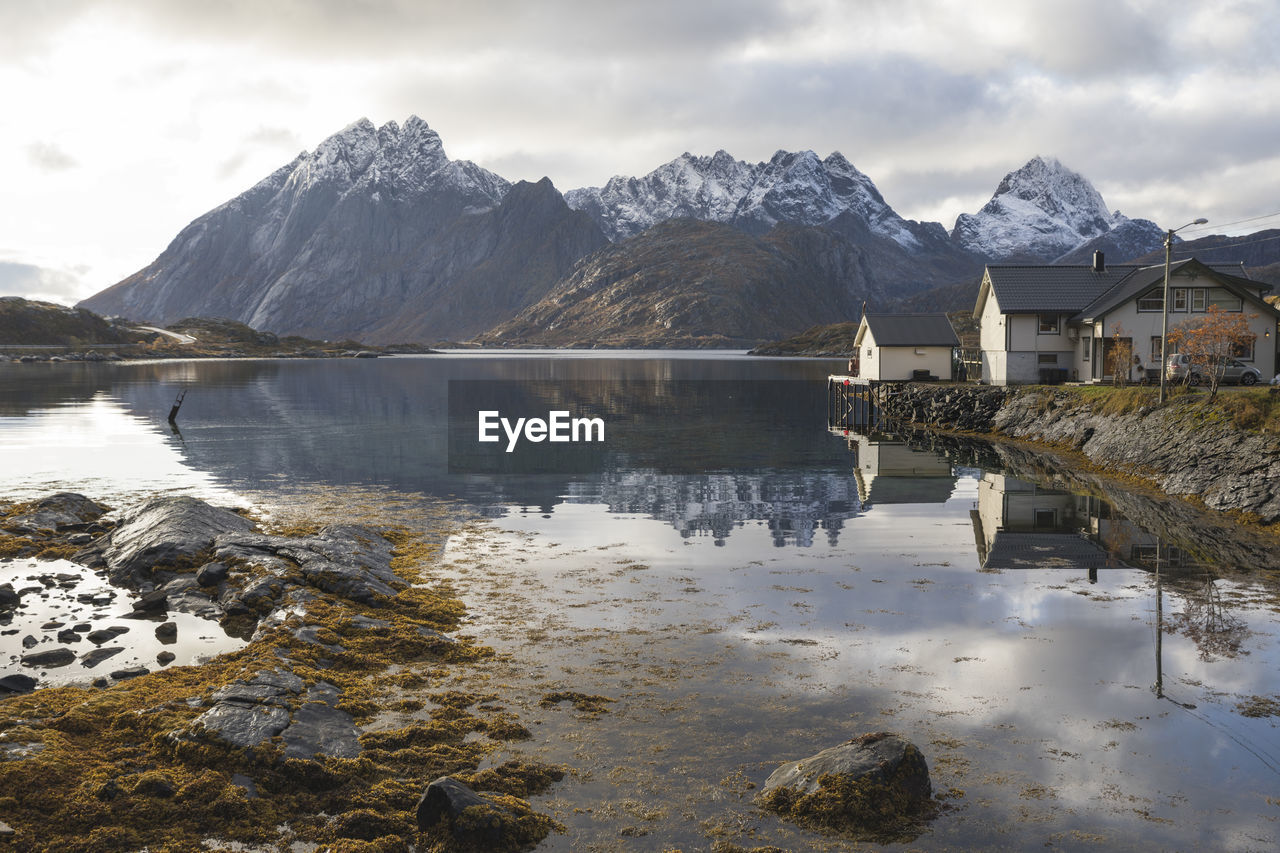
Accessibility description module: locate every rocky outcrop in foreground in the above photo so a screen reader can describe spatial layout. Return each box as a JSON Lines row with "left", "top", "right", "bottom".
{"left": 0, "top": 492, "right": 562, "bottom": 852}
{"left": 877, "top": 385, "right": 1280, "bottom": 523}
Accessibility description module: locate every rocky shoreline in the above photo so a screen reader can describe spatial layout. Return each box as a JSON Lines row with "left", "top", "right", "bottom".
{"left": 0, "top": 492, "right": 562, "bottom": 851}
{"left": 1, "top": 491, "right": 943, "bottom": 851}
{"left": 874, "top": 384, "right": 1280, "bottom": 527}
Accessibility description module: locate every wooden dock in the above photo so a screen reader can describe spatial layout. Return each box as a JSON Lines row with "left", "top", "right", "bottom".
{"left": 827, "top": 375, "right": 884, "bottom": 430}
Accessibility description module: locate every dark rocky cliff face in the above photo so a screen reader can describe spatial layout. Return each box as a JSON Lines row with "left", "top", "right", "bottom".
{"left": 479, "top": 219, "right": 889, "bottom": 347}
{"left": 876, "top": 385, "right": 1280, "bottom": 524}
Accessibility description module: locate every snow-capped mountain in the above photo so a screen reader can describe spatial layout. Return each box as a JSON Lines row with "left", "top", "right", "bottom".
{"left": 565, "top": 149, "right": 941, "bottom": 250}
{"left": 950, "top": 155, "right": 1152, "bottom": 262}
{"left": 81, "top": 117, "right": 606, "bottom": 342}
{"left": 79, "top": 116, "right": 1178, "bottom": 346}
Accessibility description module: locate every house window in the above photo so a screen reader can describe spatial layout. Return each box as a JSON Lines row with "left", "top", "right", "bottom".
{"left": 1082, "top": 336, "right": 1091, "bottom": 361}
{"left": 1137, "top": 289, "right": 1163, "bottom": 311}
{"left": 1191, "top": 288, "right": 1206, "bottom": 311}
{"left": 866, "top": 347, "right": 872, "bottom": 357}
{"left": 1150, "top": 336, "right": 1163, "bottom": 363}
{"left": 1233, "top": 335, "right": 1256, "bottom": 361}
{"left": 1038, "top": 314, "right": 1060, "bottom": 333}
{"left": 1172, "top": 288, "right": 1188, "bottom": 312}
{"left": 1038, "top": 353, "right": 1057, "bottom": 365}
{"left": 1207, "top": 290, "right": 1243, "bottom": 311}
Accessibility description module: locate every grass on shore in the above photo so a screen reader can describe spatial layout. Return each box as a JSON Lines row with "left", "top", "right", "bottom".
{"left": 1042, "top": 384, "right": 1280, "bottom": 433}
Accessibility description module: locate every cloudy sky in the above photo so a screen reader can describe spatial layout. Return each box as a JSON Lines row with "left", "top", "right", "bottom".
{"left": 4, "top": 0, "right": 1279, "bottom": 304}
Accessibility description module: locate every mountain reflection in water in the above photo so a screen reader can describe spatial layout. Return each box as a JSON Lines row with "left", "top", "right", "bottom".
{"left": 3, "top": 355, "right": 1279, "bottom": 850}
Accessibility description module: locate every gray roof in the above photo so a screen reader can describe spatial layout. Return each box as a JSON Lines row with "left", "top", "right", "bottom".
{"left": 982, "top": 258, "right": 1276, "bottom": 319}
{"left": 862, "top": 313, "right": 959, "bottom": 347}
{"left": 983, "top": 533, "right": 1125, "bottom": 570}
{"left": 982, "top": 265, "right": 1141, "bottom": 314}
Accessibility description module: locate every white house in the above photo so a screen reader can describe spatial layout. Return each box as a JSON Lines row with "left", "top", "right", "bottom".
{"left": 853, "top": 313, "right": 959, "bottom": 381}
{"left": 973, "top": 252, "right": 1280, "bottom": 385}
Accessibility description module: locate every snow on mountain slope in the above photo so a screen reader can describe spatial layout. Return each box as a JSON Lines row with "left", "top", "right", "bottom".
{"left": 565, "top": 148, "right": 927, "bottom": 249}
{"left": 951, "top": 156, "right": 1123, "bottom": 261}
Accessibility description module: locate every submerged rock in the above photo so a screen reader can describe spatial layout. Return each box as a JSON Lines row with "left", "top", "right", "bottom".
{"left": 0, "top": 674, "right": 38, "bottom": 695}
{"left": 757, "top": 732, "right": 934, "bottom": 841}
{"left": 20, "top": 648, "right": 76, "bottom": 668}
{"left": 80, "top": 647, "right": 125, "bottom": 668}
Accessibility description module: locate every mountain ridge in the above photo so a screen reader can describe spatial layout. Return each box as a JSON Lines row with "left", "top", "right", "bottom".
{"left": 80, "top": 116, "right": 1183, "bottom": 345}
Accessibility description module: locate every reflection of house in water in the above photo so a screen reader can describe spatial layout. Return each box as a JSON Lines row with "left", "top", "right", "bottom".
{"left": 569, "top": 470, "right": 863, "bottom": 547}
{"left": 972, "top": 473, "right": 1192, "bottom": 571}
{"left": 840, "top": 430, "right": 957, "bottom": 506}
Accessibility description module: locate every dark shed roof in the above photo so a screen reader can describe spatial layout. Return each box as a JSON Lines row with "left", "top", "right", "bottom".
{"left": 861, "top": 313, "right": 959, "bottom": 347}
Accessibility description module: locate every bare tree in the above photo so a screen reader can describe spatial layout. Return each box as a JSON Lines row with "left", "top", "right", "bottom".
{"left": 1107, "top": 324, "right": 1134, "bottom": 387}
{"left": 1168, "top": 306, "right": 1257, "bottom": 399}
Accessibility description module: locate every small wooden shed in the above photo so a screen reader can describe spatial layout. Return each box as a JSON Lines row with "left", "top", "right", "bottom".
{"left": 853, "top": 313, "right": 959, "bottom": 381}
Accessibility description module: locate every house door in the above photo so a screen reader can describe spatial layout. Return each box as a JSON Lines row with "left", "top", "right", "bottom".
{"left": 1102, "top": 337, "right": 1133, "bottom": 381}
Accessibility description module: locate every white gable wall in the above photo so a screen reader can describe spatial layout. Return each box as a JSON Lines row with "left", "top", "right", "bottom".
{"left": 858, "top": 324, "right": 953, "bottom": 381}
{"left": 1094, "top": 272, "right": 1277, "bottom": 380}
{"left": 978, "top": 285, "right": 1007, "bottom": 384}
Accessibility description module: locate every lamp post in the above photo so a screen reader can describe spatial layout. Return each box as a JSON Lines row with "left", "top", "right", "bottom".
{"left": 1159, "top": 217, "right": 1209, "bottom": 404}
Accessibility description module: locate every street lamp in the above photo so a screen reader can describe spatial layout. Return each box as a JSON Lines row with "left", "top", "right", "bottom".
{"left": 1158, "top": 217, "right": 1209, "bottom": 404}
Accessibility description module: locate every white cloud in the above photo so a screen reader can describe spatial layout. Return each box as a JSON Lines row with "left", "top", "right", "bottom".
{"left": 1, "top": 0, "right": 1278, "bottom": 303}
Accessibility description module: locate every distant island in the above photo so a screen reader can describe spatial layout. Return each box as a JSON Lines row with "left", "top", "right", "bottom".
{"left": 0, "top": 298, "right": 433, "bottom": 361}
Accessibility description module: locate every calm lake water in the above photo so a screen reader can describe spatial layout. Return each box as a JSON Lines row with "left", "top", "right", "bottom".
{"left": 2, "top": 353, "right": 1278, "bottom": 851}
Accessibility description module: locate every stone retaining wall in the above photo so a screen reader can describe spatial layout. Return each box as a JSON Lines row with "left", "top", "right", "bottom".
{"left": 877, "top": 384, "right": 1280, "bottom": 523}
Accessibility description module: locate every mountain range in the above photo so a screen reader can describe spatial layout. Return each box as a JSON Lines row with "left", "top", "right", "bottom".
{"left": 81, "top": 116, "right": 1234, "bottom": 346}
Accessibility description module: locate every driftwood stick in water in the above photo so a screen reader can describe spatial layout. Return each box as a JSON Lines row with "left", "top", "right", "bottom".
{"left": 168, "top": 389, "right": 187, "bottom": 424}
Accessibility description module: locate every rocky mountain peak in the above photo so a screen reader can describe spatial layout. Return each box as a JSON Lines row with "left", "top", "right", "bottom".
{"left": 564, "top": 146, "right": 925, "bottom": 249}
{"left": 951, "top": 155, "right": 1125, "bottom": 261}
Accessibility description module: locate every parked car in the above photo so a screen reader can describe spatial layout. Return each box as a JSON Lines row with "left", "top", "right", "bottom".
{"left": 1165, "top": 353, "right": 1262, "bottom": 386}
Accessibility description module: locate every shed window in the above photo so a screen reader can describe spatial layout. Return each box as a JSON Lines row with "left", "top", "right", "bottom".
{"left": 1038, "top": 314, "right": 1060, "bottom": 333}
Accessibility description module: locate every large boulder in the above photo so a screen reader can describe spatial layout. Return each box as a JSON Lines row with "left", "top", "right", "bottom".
{"left": 75, "top": 496, "right": 255, "bottom": 581}
{"left": 3, "top": 493, "right": 106, "bottom": 533}
{"left": 757, "top": 732, "right": 934, "bottom": 841}
{"left": 416, "top": 776, "right": 553, "bottom": 851}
